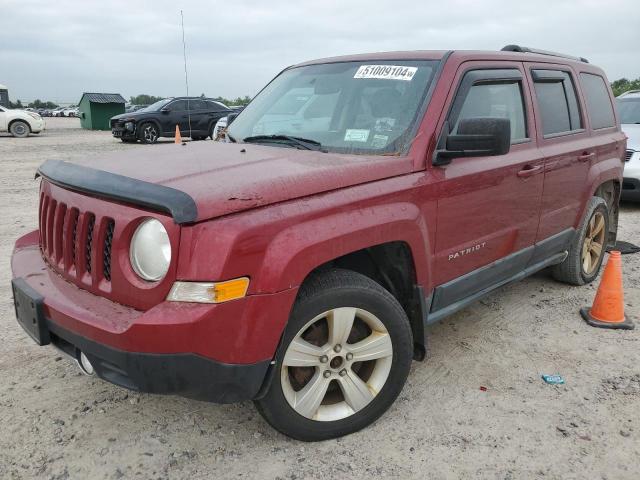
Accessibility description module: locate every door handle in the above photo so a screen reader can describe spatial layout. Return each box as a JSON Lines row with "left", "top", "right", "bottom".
{"left": 517, "top": 164, "right": 543, "bottom": 178}
{"left": 578, "top": 152, "right": 595, "bottom": 162}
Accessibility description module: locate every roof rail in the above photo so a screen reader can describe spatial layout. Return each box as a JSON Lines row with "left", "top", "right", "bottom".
{"left": 501, "top": 44, "right": 589, "bottom": 63}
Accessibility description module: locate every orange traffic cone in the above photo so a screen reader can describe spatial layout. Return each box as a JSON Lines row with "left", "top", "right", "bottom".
{"left": 580, "top": 251, "right": 634, "bottom": 330}
{"left": 174, "top": 125, "right": 182, "bottom": 144}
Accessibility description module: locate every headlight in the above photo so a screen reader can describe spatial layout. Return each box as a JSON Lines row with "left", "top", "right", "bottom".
{"left": 28, "top": 112, "right": 41, "bottom": 120}
{"left": 124, "top": 121, "right": 134, "bottom": 131}
{"left": 129, "top": 218, "right": 171, "bottom": 281}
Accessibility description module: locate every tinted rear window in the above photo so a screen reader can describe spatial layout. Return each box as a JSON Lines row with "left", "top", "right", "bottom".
{"left": 580, "top": 73, "right": 615, "bottom": 129}
{"left": 532, "top": 70, "right": 582, "bottom": 136}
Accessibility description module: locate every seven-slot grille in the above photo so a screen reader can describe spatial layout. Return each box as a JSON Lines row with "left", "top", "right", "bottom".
{"left": 625, "top": 150, "right": 634, "bottom": 162}
{"left": 39, "top": 192, "right": 114, "bottom": 283}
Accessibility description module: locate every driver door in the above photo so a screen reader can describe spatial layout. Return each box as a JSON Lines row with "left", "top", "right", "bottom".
{"left": 430, "top": 64, "right": 544, "bottom": 312}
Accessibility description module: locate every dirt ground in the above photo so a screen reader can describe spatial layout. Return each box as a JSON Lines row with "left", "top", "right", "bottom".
{"left": 1, "top": 117, "right": 639, "bottom": 480}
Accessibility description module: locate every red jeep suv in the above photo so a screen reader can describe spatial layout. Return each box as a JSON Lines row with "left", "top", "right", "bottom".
{"left": 11, "top": 45, "right": 625, "bottom": 441}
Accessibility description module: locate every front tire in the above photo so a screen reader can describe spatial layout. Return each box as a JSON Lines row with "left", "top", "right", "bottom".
{"left": 10, "top": 120, "right": 30, "bottom": 138}
{"left": 138, "top": 122, "right": 159, "bottom": 144}
{"left": 551, "top": 196, "right": 609, "bottom": 285}
{"left": 255, "top": 269, "right": 413, "bottom": 441}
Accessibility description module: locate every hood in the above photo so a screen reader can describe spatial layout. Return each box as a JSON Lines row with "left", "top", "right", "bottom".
{"left": 67, "top": 142, "right": 412, "bottom": 222}
{"left": 110, "top": 109, "right": 157, "bottom": 121}
{"left": 622, "top": 124, "right": 640, "bottom": 151}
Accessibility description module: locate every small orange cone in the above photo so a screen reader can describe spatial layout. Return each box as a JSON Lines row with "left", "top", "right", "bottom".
{"left": 174, "top": 125, "right": 182, "bottom": 144}
{"left": 580, "top": 251, "right": 634, "bottom": 330}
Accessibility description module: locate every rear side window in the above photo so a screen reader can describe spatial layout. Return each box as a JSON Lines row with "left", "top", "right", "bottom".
{"left": 189, "top": 99, "right": 206, "bottom": 110}
{"left": 169, "top": 100, "right": 188, "bottom": 111}
{"left": 580, "top": 73, "right": 616, "bottom": 129}
{"left": 532, "top": 70, "right": 582, "bottom": 136}
{"left": 453, "top": 82, "right": 528, "bottom": 142}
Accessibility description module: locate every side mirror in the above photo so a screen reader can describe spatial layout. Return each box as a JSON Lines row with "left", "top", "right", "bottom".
{"left": 227, "top": 112, "right": 239, "bottom": 125}
{"left": 160, "top": 107, "right": 171, "bottom": 113}
{"left": 433, "top": 117, "right": 511, "bottom": 166}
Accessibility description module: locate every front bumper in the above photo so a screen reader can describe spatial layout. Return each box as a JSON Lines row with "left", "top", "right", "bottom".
{"left": 111, "top": 122, "right": 136, "bottom": 139}
{"left": 11, "top": 231, "right": 298, "bottom": 402}
{"left": 45, "top": 315, "right": 270, "bottom": 402}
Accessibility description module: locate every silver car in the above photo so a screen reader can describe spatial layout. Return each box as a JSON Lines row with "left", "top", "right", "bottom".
{"left": 618, "top": 90, "right": 640, "bottom": 201}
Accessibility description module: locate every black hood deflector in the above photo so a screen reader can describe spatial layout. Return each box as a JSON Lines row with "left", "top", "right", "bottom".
{"left": 37, "top": 160, "right": 198, "bottom": 224}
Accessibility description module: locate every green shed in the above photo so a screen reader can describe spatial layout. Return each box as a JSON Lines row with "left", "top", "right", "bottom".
{"left": 78, "top": 92, "right": 126, "bottom": 130}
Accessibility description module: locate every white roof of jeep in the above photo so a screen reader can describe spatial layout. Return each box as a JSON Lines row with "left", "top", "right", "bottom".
{"left": 618, "top": 90, "right": 640, "bottom": 99}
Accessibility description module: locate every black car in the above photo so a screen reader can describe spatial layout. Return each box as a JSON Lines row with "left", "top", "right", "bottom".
{"left": 110, "top": 97, "right": 232, "bottom": 144}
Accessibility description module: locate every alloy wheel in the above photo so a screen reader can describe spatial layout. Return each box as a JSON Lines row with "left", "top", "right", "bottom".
{"left": 582, "top": 211, "right": 605, "bottom": 275}
{"left": 143, "top": 125, "right": 158, "bottom": 143}
{"left": 281, "top": 307, "right": 393, "bottom": 422}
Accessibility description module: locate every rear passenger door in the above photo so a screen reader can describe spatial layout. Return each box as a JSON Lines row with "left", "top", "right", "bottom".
{"left": 162, "top": 100, "right": 189, "bottom": 135}
{"left": 525, "top": 65, "right": 591, "bottom": 243}
{"left": 186, "top": 99, "right": 209, "bottom": 134}
{"left": 431, "top": 64, "right": 544, "bottom": 310}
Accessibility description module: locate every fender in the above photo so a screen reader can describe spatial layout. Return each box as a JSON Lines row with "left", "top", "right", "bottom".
{"left": 256, "top": 201, "right": 431, "bottom": 293}
{"left": 577, "top": 155, "right": 623, "bottom": 224}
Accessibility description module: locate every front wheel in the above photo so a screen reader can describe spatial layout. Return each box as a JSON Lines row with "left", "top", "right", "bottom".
{"left": 138, "top": 122, "right": 159, "bottom": 144}
{"left": 255, "top": 269, "right": 413, "bottom": 441}
{"left": 10, "top": 120, "right": 30, "bottom": 138}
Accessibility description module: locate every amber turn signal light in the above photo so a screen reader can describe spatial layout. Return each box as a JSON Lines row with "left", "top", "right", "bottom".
{"left": 167, "top": 277, "right": 250, "bottom": 303}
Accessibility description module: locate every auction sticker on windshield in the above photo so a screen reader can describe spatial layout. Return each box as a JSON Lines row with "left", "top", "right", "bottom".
{"left": 354, "top": 65, "right": 417, "bottom": 81}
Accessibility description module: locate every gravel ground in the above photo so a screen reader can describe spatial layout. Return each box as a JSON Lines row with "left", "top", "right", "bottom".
{"left": 1, "top": 118, "right": 639, "bottom": 480}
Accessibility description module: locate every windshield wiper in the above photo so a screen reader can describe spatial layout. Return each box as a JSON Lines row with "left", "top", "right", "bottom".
{"left": 241, "top": 135, "right": 326, "bottom": 152}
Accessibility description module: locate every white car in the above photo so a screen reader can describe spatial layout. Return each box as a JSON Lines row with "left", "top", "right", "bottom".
{"left": 617, "top": 90, "right": 640, "bottom": 201}
{"left": 0, "top": 105, "right": 45, "bottom": 137}
{"left": 212, "top": 116, "right": 228, "bottom": 140}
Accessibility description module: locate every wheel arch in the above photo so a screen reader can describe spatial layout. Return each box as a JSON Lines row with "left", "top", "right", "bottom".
{"left": 8, "top": 117, "right": 32, "bottom": 132}
{"left": 254, "top": 203, "right": 432, "bottom": 361}
{"left": 584, "top": 159, "right": 621, "bottom": 248}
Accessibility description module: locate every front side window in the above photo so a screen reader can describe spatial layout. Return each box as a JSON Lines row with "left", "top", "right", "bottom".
{"left": 532, "top": 70, "right": 582, "bottom": 136}
{"left": 227, "top": 60, "right": 438, "bottom": 154}
{"left": 580, "top": 73, "right": 616, "bottom": 129}
{"left": 140, "top": 98, "right": 172, "bottom": 112}
{"left": 617, "top": 97, "right": 640, "bottom": 125}
{"left": 453, "top": 81, "right": 527, "bottom": 142}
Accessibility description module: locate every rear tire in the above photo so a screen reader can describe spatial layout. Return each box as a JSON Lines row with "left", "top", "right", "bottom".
{"left": 255, "top": 269, "right": 413, "bottom": 441}
{"left": 551, "top": 196, "right": 609, "bottom": 285}
{"left": 10, "top": 120, "right": 30, "bottom": 138}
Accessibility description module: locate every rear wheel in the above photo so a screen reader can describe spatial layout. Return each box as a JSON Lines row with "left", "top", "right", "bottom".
{"left": 551, "top": 196, "right": 609, "bottom": 285}
{"left": 138, "top": 122, "right": 159, "bottom": 144}
{"left": 255, "top": 269, "right": 413, "bottom": 441}
{"left": 10, "top": 120, "right": 30, "bottom": 138}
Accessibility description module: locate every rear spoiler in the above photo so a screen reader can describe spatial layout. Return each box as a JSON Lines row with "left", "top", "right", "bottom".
{"left": 36, "top": 160, "right": 198, "bottom": 224}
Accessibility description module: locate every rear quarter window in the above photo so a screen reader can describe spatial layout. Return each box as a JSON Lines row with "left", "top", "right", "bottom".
{"left": 579, "top": 73, "right": 616, "bottom": 129}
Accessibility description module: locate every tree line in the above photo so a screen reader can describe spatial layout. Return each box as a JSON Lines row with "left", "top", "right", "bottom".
{"left": 8, "top": 77, "right": 640, "bottom": 110}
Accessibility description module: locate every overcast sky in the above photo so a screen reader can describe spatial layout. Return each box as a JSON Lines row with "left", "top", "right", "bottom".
{"left": 1, "top": 0, "right": 639, "bottom": 105}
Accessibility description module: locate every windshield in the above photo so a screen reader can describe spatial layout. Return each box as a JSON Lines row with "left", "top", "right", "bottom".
{"left": 618, "top": 97, "right": 640, "bottom": 124}
{"left": 227, "top": 60, "right": 438, "bottom": 154}
{"left": 139, "top": 98, "right": 172, "bottom": 112}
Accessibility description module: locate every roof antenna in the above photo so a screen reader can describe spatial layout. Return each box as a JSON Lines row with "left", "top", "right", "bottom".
{"left": 180, "top": 10, "right": 192, "bottom": 139}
